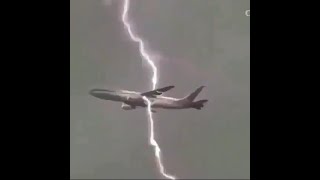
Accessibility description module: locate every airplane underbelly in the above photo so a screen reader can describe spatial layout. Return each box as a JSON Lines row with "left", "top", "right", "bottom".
{"left": 124, "top": 98, "right": 146, "bottom": 107}
{"left": 111, "top": 96, "right": 123, "bottom": 101}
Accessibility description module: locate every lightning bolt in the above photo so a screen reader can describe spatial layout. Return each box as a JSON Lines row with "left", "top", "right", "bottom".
{"left": 120, "top": 0, "right": 176, "bottom": 179}
{"left": 121, "top": 0, "right": 157, "bottom": 90}
{"left": 142, "top": 96, "right": 176, "bottom": 180}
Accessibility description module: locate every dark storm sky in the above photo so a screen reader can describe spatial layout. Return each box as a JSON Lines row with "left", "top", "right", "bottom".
{"left": 70, "top": 0, "right": 250, "bottom": 179}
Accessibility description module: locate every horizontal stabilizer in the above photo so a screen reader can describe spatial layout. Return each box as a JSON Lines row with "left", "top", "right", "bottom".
{"left": 192, "top": 99, "right": 208, "bottom": 110}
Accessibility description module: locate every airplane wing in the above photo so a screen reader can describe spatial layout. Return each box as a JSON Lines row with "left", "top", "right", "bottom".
{"left": 140, "top": 85, "right": 174, "bottom": 98}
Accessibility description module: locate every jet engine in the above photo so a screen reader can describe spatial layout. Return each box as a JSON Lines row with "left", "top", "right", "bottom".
{"left": 121, "top": 103, "right": 135, "bottom": 110}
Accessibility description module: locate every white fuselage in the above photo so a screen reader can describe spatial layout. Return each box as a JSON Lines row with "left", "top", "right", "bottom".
{"left": 89, "top": 86, "right": 208, "bottom": 111}
{"left": 149, "top": 96, "right": 189, "bottom": 109}
{"left": 90, "top": 89, "right": 190, "bottom": 109}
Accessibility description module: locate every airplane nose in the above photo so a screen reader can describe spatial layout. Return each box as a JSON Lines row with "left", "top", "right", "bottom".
{"left": 89, "top": 89, "right": 115, "bottom": 99}
{"left": 89, "top": 89, "right": 98, "bottom": 97}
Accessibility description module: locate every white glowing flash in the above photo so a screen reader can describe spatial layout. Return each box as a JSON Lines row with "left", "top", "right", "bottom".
{"left": 121, "top": 0, "right": 157, "bottom": 90}
{"left": 121, "top": 0, "right": 176, "bottom": 179}
{"left": 142, "top": 97, "right": 176, "bottom": 180}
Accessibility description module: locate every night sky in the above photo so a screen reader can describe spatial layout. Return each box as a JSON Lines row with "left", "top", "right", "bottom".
{"left": 70, "top": 0, "right": 250, "bottom": 179}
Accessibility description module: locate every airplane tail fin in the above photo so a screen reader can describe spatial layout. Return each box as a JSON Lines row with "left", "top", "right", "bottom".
{"left": 191, "top": 99, "right": 208, "bottom": 110}
{"left": 180, "top": 86, "right": 205, "bottom": 102}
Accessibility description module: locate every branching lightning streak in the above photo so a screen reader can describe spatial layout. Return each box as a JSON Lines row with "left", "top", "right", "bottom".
{"left": 122, "top": 0, "right": 157, "bottom": 90}
{"left": 121, "top": 0, "right": 176, "bottom": 179}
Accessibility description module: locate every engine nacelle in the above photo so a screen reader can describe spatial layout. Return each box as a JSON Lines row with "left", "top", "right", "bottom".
{"left": 121, "top": 103, "right": 135, "bottom": 110}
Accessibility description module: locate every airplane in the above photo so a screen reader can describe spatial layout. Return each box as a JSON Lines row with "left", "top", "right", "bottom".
{"left": 89, "top": 85, "right": 208, "bottom": 112}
